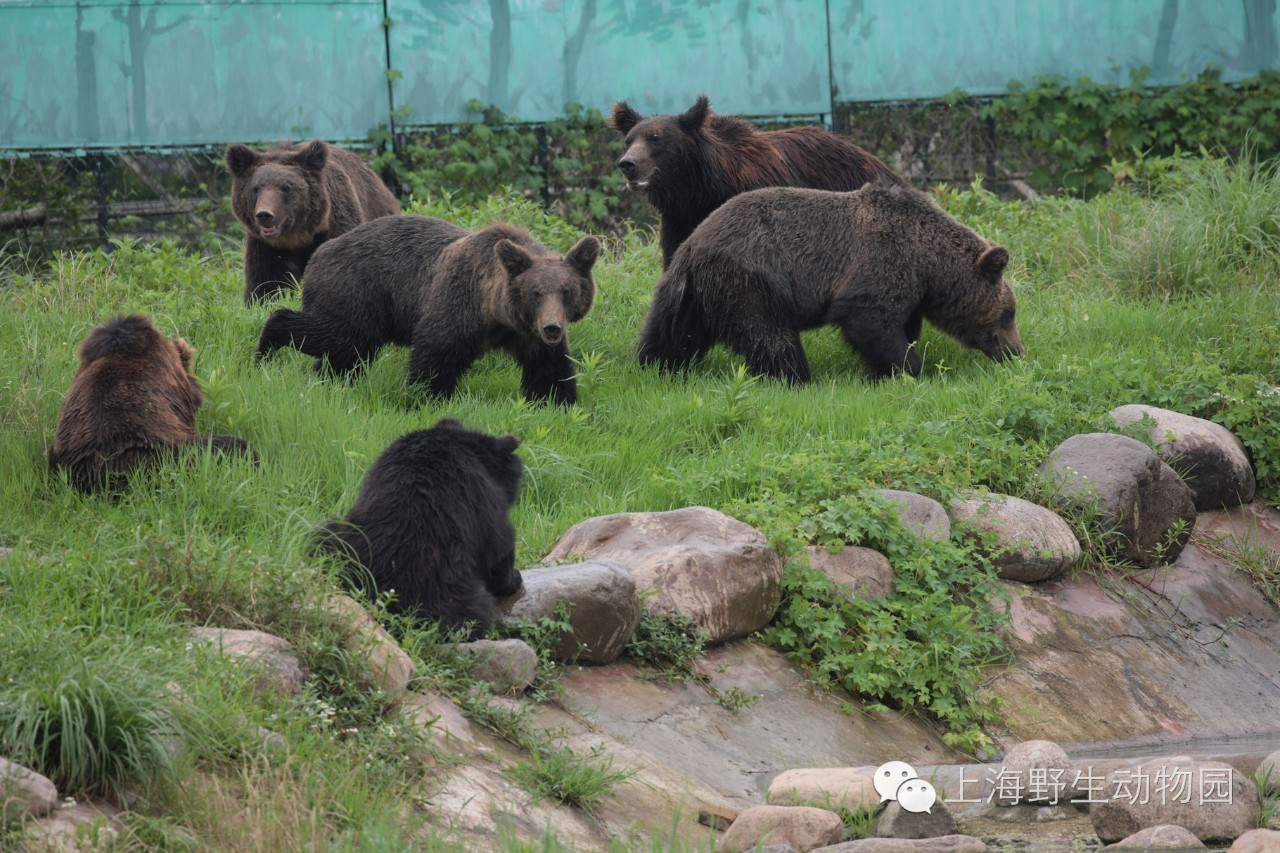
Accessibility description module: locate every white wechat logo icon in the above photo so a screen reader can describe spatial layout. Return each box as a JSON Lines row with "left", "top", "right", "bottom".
{"left": 896, "top": 778, "right": 938, "bottom": 814}
{"left": 873, "top": 761, "right": 917, "bottom": 802}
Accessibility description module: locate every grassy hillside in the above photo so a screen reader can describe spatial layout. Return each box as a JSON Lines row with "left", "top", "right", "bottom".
{"left": 3, "top": 155, "right": 1280, "bottom": 848}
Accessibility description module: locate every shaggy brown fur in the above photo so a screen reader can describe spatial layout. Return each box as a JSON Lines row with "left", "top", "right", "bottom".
{"left": 48, "top": 314, "right": 253, "bottom": 493}
{"left": 636, "top": 184, "right": 1025, "bottom": 383}
{"left": 226, "top": 140, "right": 400, "bottom": 305}
{"left": 611, "top": 95, "right": 905, "bottom": 267}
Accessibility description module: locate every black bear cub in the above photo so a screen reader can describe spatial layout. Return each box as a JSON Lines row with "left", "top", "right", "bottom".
{"left": 315, "top": 419, "right": 525, "bottom": 639}
{"left": 637, "top": 184, "right": 1024, "bottom": 383}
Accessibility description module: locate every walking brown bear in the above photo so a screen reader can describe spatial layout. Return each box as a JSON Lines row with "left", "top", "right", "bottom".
{"left": 255, "top": 215, "right": 600, "bottom": 406}
{"left": 315, "top": 419, "right": 525, "bottom": 639}
{"left": 635, "top": 184, "right": 1025, "bottom": 383}
{"left": 48, "top": 314, "right": 253, "bottom": 494}
{"left": 225, "top": 140, "right": 400, "bottom": 305}
{"left": 611, "top": 94, "right": 904, "bottom": 267}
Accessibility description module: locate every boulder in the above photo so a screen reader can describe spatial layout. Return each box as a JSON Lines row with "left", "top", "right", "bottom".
{"left": 876, "top": 490, "right": 951, "bottom": 542}
{"left": 805, "top": 546, "right": 894, "bottom": 599}
{"left": 993, "top": 740, "right": 1073, "bottom": 806}
{"left": 812, "top": 835, "right": 988, "bottom": 853}
{"left": 876, "top": 800, "right": 958, "bottom": 839}
{"left": 717, "top": 804, "right": 844, "bottom": 853}
{"left": 950, "top": 494, "right": 1080, "bottom": 583}
{"left": 1111, "top": 404, "right": 1256, "bottom": 509}
{"left": 397, "top": 690, "right": 477, "bottom": 748}
{"left": 497, "top": 560, "right": 639, "bottom": 664}
{"left": 1089, "top": 760, "right": 1259, "bottom": 843}
{"left": 23, "top": 799, "right": 121, "bottom": 850}
{"left": 1229, "top": 829, "right": 1280, "bottom": 852}
{"left": 452, "top": 639, "right": 536, "bottom": 695}
{"left": 1107, "top": 824, "right": 1205, "bottom": 848}
{"left": 1258, "top": 749, "right": 1280, "bottom": 794}
{"left": 0, "top": 757, "right": 58, "bottom": 821}
{"left": 767, "top": 768, "right": 878, "bottom": 813}
{"left": 1041, "top": 433, "right": 1196, "bottom": 567}
{"left": 188, "top": 627, "right": 308, "bottom": 696}
{"left": 544, "top": 507, "right": 782, "bottom": 645}
{"left": 321, "top": 595, "right": 416, "bottom": 700}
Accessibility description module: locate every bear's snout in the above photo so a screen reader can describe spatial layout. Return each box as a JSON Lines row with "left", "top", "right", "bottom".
{"left": 618, "top": 157, "right": 639, "bottom": 179}
{"left": 540, "top": 321, "right": 564, "bottom": 345}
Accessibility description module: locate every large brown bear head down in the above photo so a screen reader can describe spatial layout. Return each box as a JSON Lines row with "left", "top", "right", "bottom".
{"left": 225, "top": 141, "right": 331, "bottom": 251}
{"left": 945, "top": 245, "right": 1025, "bottom": 363}
{"left": 611, "top": 96, "right": 712, "bottom": 192}
{"left": 493, "top": 236, "right": 600, "bottom": 346}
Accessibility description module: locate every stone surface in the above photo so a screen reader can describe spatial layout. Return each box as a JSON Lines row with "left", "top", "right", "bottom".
{"left": 876, "top": 799, "right": 958, "bottom": 839}
{"left": 497, "top": 560, "right": 640, "bottom": 664}
{"left": 0, "top": 757, "right": 58, "bottom": 821}
{"left": 993, "top": 740, "right": 1073, "bottom": 806}
{"left": 397, "top": 690, "right": 477, "bottom": 748}
{"left": 321, "top": 595, "right": 415, "bottom": 700}
{"left": 767, "top": 768, "right": 878, "bottom": 812}
{"left": 1107, "top": 824, "right": 1205, "bottom": 848}
{"left": 188, "top": 627, "right": 308, "bottom": 696}
{"left": 1229, "top": 829, "right": 1280, "bottom": 852}
{"left": 23, "top": 799, "right": 121, "bottom": 851}
{"left": 716, "top": 804, "right": 843, "bottom": 853}
{"left": 696, "top": 804, "right": 737, "bottom": 831}
{"left": 545, "top": 507, "right": 782, "bottom": 645}
{"left": 452, "top": 639, "right": 537, "bottom": 695}
{"left": 1112, "top": 404, "right": 1256, "bottom": 510}
{"left": 950, "top": 494, "right": 1080, "bottom": 583}
{"left": 1259, "top": 749, "right": 1280, "bottom": 793}
{"left": 877, "top": 489, "right": 951, "bottom": 542}
{"left": 812, "top": 835, "right": 988, "bottom": 852}
{"left": 805, "top": 546, "right": 894, "bottom": 599}
{"left": 1041, "top": 432, "right": 1196, "bottom": 567}
{"left": 1089, "top": 760, "right": 1259, "bottom": 843}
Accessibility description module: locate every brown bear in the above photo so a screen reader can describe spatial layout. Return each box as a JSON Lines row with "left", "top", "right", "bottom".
{"left": 225, "top": 140, "right": 400, "bottom": 305}
{"left": 315, "top": 418, "right": 524, "bottom": 640}
{"left": 255, "top": 215, "right": 599, "bottom": 406}
{"left": 48, "top": 314, "right": 253, "bottom": 494}
{"left": 611, "top": 95, "right": 905, "bottom": 267}
{"left": 636, "top": 184, "right": 1025, "bottom": 383}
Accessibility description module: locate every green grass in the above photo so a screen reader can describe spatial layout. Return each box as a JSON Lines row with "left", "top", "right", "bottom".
{"left": 4, "top": 155, "right": 1280, "bottom": 845}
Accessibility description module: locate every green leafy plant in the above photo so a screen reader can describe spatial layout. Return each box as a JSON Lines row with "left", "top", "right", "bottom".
{"left": 507, "top": 744, "right": 636, "bottom": 814}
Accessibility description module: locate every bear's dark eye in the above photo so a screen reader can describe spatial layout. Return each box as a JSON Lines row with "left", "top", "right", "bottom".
{"left": 648, "top": 132, "right": 661, "bottom": 142}
{"left": 1002, "top": 307, "right": 1015, "bottom": 325}
{"left": 251, "top": 186, "right": 260, "bottom": 197}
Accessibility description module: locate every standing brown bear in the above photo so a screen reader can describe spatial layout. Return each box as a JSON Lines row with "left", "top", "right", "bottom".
{"left": 636, "top": 184, "right": 1025, "bottom": 383}
{"left": 255, "top": 215, "right": 600, "bottom": 406}
{"left": 49, "top": 314, "right": 253, "bottom": 494}
{"left": 225, "top": 140, "right": 400, "bottom": 305}
{"left": 611, "top": 95, "right": 904, "bottom": 267}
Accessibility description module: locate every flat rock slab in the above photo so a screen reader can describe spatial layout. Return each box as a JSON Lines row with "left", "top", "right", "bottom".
{"left": 0, "top": 757, "right": 57, "bottom": 821}
{"left": 189, "top": 626, "right": 308, "bottom": 696}
{"left": 1089, "top": 760, "right": 1259, "bottom": 843}
{"left": 718, "top": 804, "right": 843, "bottom": 853}
{"left": 805, "top": 546, "right": 894, "bottom": 599}
{"left": 767, "top": 768, "right": 877, "bottom": 812}
{"left": 1041, "top": 432, "right": 1195, "bottom": 567}
{"left": 322, "top": 595, "right": 415, "bottom": 700}
{"left": 397, "top": 690, "right": 478, "bottom": 749}
{"left": 813, "top": 835, "right": 988, "bottom": 852}
{"left": 950, "top": 494, "right": 1079, "bottom": 583}
{"left": 451, "top": 638, "right": 536, "bottom": 695}
{"left": 1112, "top": 404, "right": 1256, "bottom": 510}
{"left": 1106, "top": 823, "right": 1205, "bottom": 848}
{"left": 545, "top": 506, "right": 782, "bottom": 645}
{"left": 876, "top": 489, "right": 950, "bottom": 542}
{"left": 497, "top": 560, "right": 639, "bottom": 664}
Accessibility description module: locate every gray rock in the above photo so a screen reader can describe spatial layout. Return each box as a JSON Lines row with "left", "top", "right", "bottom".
{"left": 876, "top": 800, "right": 958, "bottom": 839}
{"left": 717, "top": 804, "right": 844, "bottom": 853}
{"left": 806, "top": 546, "right": 894, "bottom": 599}
{"left": 993, "top": 740, "right": 1073, "bottom": 806}
{"left": 1089, "top": 760, "right": 1259, "bottom": 843}
{"left": 813, "top": 835, "right": 988, "bottom": 853}
{"left": 877, "top": 489, "right": 951, "bottom": 542}
{"left": 321, "top": 595, "right": 416, "bottom": 700}
{"left": 397, "top": 690, "right": 478, "bottom": 748}
{"left": 762, "top": 846, "right": 800, "bottom": 853}
{"left": 451, "top": 638, "right": 536, "bottom": 695}
{"left": 1229, "top": 828, "right": 1280, "bottom": 852}
{"left": 0, "top": 757, "right": 58, "bottom": 820}
{"left": 767, "top": 768, "right": 878, "bottom": 812}
{"left": 1258, "top": 748, "right": 1280, "bottom": 794}
{"left": 544, "top": 507, "right": 782, "bottom": 645}
{"left": 1111, "top": 404, "right": 1256, "bottom": 510}
{"left": 1041, "top": 433, "right": 1196, "bottom": 567}
{"left": 950, "top": 494, "right": 1080, "bottom": 583}
{"left": 498, "top": 560, "right": 640, "bottom": 664}
{"left": 23, "top": 799, "right": 121, "bottom": 850}
{"left": 976, "top": 802, "right": 1080, "bottom": 822}
{"left": 1107, "top": 824, "right": 1205, "bottom": 848}
{"left": 189, "top": 627, "right": 308, "bottom": 696}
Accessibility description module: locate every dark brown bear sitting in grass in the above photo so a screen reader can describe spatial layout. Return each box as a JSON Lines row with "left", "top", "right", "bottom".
{"left": 48, "top": 314, "right": 253, "bottom": 494}
{"left": 636, "top": 184, "right": 1025, "bottom": 383}
{"left": 611, "top": 95, "right": 905, "bottom": 268}
{"left": 315, "top": 419, "right": 525, "bottom": 640}
{"left": 255, "top": 215, "right": 600, "bottom": 406}
{"left": 225, "top": 140, "right": 400, "bottom": 305}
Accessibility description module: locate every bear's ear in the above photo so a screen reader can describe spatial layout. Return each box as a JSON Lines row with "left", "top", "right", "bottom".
{"left": 677, "top": 95, "right": 711, "bottom": 132}
{"left": 565, "top": 235, "right": 600, "bottom": 275}
{"left": 295, "top": 140, "right": 329, "bottom": 174}
{"left": 978, "top": 245, "right": 1010, "bottom": 281}
{"left": 495, "top": 435, "right": 521, "bottom": 455}
{"left": 224, "top": 144, "right": 260, "bottom": 177}
{"left": 433, "top": 417, "right": 464, "bottom": 432}
{"left": 172, "top": 337, "right": 195, "bottom": 371}
{"left": 495, "top": 239, "right": 534, "bottom": 279}
{"left": 611, "top": 101, "right": 642, "bottom": 135}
